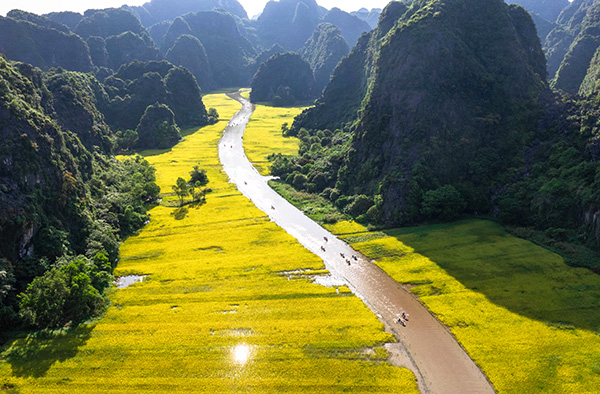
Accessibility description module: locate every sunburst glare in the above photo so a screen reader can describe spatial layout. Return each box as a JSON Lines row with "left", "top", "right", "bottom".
{"left": 232, "top": 344, "right": 252, "bottom": 365}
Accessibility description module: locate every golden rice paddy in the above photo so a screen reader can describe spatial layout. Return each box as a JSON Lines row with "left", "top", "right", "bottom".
{"left": 328, "top": 219, "right": 600, "bottom": 393}
{"left": 0, "top": 93, "right": 418, "bottom": 393}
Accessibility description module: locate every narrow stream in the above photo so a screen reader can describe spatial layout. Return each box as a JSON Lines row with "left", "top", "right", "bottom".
{"left": 218, "top": 91, "right": 495, "bottom": 394}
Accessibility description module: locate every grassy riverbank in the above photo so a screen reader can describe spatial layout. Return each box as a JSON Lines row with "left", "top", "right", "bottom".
{"left": 243, "top": 105, "right": 304, "bottom": 176}
{"left": 0, "top": 93, "right": 418, "bottom": 393}
{"left": 327, "top": 219, "right": 600, "bottom": 393}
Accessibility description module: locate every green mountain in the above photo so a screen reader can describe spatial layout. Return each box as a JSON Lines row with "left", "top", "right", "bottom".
{"left": 507, "top": 0, "right": 569, "bottom": 23}
{"left": 250, "top": 52, "right": 315, "bottom": 105}
{"left": 136, "top": 103, "right": 181, "bottom": 149}
{"left": 44, "top": 11, "right": 83, "bottom": 31}
{"left": 0, "top": 57, "right": 160, "bottom": 326}
{"left": 161, "top": 10, "right": 256, "bottom": 88}
{"left": 300, "top": 23, "right": 349, "bottom": 94}
{"left": 7, "top": 9, "right": 71, "bottom": 33}
{"left": 290, "top": 0, "right": 547, "bottom": 223}
{"left": 245, "top": 44, "right": 286, "bottom": 84}
{"left": 74, "top": 8, "right": 161, "bottom": 70}
{"left": 127, "top": 0, "right": 248, "bottom": 27}
{"left": 103, "top": 60, "right": 208, "bottom": 133}
{"left": 322, "top": 7, "right": 372, "bottom": 47}
{"left": 351, "top": 8, "right": 383, "bottom": 29}
{"left": 74, "top": 8, "right": 152, "bottom": 42}
{"left": 256, "top": 0, "right": 322, "bottom": 50}
{"left": 104, "top": 31, "right": 161, "bottom": 69}
{"left": 281, "top": 0, "right": 600, "bottom": 264}
{"left": 292, "top": 1, "right": 408, "bottom": 132}
{"left": 0, "top": 16, "right": 93, "bottom": 72}
{"left": 166, "top": 34, "right": 213, "bottom": 92}
{"left": 545, "top": 0, "right": 600, "bottom": 93}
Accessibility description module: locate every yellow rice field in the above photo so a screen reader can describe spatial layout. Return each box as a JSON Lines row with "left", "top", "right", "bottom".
{"left": 328, "top": 219, "right": 600, "bottom": 393}
{"left": 0, "top": 93, "right": 417, "bottom": 393}
{"left": 243, "top": 104, "right": 304, "bottom": 176}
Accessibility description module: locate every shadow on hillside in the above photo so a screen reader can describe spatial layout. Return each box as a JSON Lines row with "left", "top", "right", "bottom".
{"left": 384, "top": 220, "right": 600, "bottom": 333}
{"left": 2, "top": 325, "right": 94, "bottom": 378}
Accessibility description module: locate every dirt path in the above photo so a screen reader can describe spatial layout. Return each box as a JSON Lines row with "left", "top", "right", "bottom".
{"left": 219, "top": 91, "right": 496, "bottom": 394}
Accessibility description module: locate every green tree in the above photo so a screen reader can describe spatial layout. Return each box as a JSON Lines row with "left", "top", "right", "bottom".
{"left": 189, "top": 166, "right": 209, "bottom": 185}
{"left": 208, "top": 107, "right": 219, "bottom": 124}
{"left": 191, "top": 182, "right": 207, "bottom": 203}
{"left": 18, "top": 255, "right": 110, "bottom": 329}
{"left": 172, "top": 177, "right": 189, "bottom": 206}
{"left": 116, "top": 129, "right": 139, "bottom": 151}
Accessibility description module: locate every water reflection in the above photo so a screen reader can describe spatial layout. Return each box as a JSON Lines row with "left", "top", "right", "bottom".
{"left": 232, "top": 344, "right": 252, "bottom": 365}
{"left": 115, "top": 275, "right": 147, "bottom": 288}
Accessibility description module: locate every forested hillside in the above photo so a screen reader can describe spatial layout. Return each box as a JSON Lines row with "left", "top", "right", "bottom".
{"left": 250, "top": 52, "right": 315, "bottom": 105}
{"left": 0, "top": 56, "right": 161, "bottom": 328}
{"left": 300, "top": 23, "right": 349, "bottom": 94}
{"left": 277, "top": 0, "right": 600, "bottom": 271}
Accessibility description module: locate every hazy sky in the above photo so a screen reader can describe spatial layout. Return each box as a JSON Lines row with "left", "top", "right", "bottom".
{"left": 0, "top": 1, "right": 392, "bottom": 18}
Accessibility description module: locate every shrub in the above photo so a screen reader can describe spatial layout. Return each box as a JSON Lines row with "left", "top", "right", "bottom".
{"left": 345, "top": 194, "right": 374, "bottom": 217}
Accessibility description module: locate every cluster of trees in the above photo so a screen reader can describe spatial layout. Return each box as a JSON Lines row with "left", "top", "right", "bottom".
{"left": 171, "top": 166, "right": 211, "bottom": 206}
{"left": 0, "top": 55, "right": 161, "bottom": 329}
{"left": 18, "top": 253, "right": 113, "bottom": 329}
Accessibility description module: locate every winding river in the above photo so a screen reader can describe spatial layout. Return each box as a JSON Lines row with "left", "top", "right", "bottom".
{"left": 218, "top": 91, "right": 495, "bottom": 394}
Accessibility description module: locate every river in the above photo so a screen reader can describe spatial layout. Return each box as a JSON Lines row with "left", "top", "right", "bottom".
{"left": 218, "top": 91, "right": 495, "bottom": 394}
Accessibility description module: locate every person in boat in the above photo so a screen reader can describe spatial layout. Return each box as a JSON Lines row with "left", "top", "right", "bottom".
{"left": 401, "top": 311, "right": 408, "bottom": 321}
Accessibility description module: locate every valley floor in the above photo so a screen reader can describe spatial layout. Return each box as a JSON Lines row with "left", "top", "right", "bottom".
{"left": 3, "top": 92, "right": 599, "bottom": 394}
{"left": 0, "top": 93, "right": 417, "bottom": 393}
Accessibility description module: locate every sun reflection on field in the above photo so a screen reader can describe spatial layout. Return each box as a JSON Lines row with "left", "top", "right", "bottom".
{"left": 232, "top": 344, "right": 252, "bottom": 365}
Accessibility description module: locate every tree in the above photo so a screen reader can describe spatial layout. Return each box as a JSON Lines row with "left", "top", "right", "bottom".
{"left": 208, "top": 107, "right": 219, "bottom": 124}
{"left": 172, "top": 177, "right": 189, "bottom": 206}
{"left": 116, "top": 129, "right": 138, "bottom": 151}
{"left": 190, "top": 182, "right": 207, "bottom": 203}
{"left": 189, "top": 166, "right": 209, "bottom": 185}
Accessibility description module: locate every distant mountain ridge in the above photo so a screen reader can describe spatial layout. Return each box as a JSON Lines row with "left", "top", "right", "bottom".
{"left": 0, "top": 0, "right": 374, "bottom": 93}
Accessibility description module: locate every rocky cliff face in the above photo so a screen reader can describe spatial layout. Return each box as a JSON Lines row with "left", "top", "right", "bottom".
{"left": 507, "top": 0, "right": 569, "bottom": 23}
{"left": 0, "top": 57, "right": 94, "bottom": 263}
{"left": 545, "top": 0, "right": 600, "bottom": 93}
{"left": 291, "top": 0, "right": 548, "bottom": 223}
{"left": 250, "top": 52, "right": 315, "bottom": 105}
{"left": 344, "top": 0, "right": 547, "bottom": 222}
{"left": 292, "top": 1, "right": 408, "bottom": 132}
{"left": 161, "top": 10, "right": 255, "bottom": 88}
{"left": 300, "top": 23, "right": 349, "bottom": 94}
{"left": 322, "top": 8, "right": 372, "bottom": 47}
{"left": 0, "top": 16, "right": 93, "bottom": 72}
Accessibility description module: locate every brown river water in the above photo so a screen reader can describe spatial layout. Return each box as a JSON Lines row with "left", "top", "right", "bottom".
{"left": 218, "top": 91, "right": 495, "bottom": 394}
